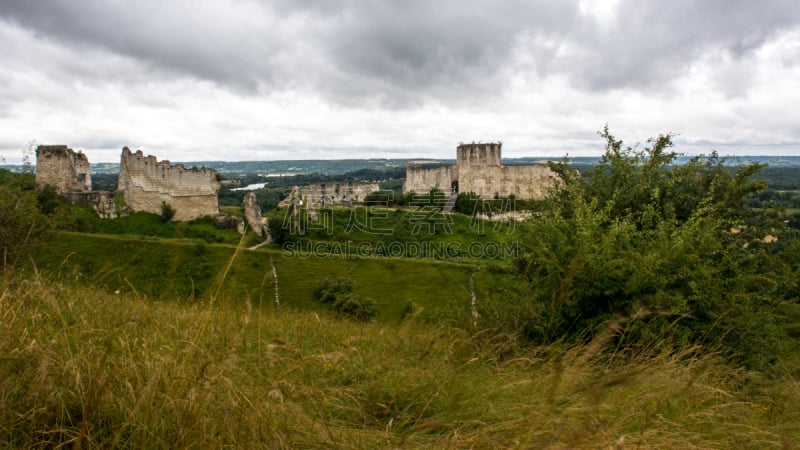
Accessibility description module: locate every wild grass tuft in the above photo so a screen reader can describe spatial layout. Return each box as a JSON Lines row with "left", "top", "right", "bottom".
{"left": 1, "top": 273, "right": 798, "bottom": 448}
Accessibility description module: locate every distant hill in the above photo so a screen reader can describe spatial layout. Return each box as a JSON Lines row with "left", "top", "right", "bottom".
{"left": 4, "top": 155, "right": 799, "bottom": 175}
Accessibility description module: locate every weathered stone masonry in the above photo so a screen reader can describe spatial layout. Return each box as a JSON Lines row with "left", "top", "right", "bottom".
{"left": 404, "top": 143, "right": 556, "bottom": 199}
{"left": 35, "top": 145, "right": 118, "bottom": 218}
{"left": 35, "top": 145, "right": 92, "bottom": 193}
{"left": 278, "top": 181, "right": 381, "bottom": 209}
{"left": 118, "top": 147, "right": 221, "bottom": 221}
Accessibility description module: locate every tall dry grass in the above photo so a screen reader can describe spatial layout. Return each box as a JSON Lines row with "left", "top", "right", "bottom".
{"left": 1, "top": 271, "right": 798, "bottom": 448}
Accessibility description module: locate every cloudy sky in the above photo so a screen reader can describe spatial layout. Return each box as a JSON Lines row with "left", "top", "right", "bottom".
{"left": 1, "top": 0, "right": 799, "bottom": 164}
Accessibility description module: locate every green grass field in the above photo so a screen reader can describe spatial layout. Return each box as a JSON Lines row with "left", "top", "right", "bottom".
{"left": 2, "top": 278, "right": 797, "bottom": 448}
{"left": 33, "top": 232, "right": 498, "bottom": 322}
{"left": 68, "top": 206, "right": 246, "bottom": 245}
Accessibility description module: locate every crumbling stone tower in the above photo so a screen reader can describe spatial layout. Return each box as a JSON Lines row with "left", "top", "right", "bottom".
{"left": 457, "top": 142, "right": 502, "bottom": 168}
{"left": 35, "top": 145, "right": 92, "bottom": 193}
{"left": 35, "top": 145, "right": 119, "bottom": 218}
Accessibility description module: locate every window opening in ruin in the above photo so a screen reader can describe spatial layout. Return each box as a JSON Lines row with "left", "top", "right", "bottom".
{"left": 451, "top": 180, "right": 459, "bottom": 194}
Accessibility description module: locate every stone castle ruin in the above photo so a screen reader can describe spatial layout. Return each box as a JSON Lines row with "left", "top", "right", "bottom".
{"left": 243, "top": 191, "right": 266, "bottom": 236}
{"left": 36, "top": 141, "right": 556, "bottom": 226}
{"left": 35, "top": 145, "right": 92, "bottom": 193}
{"left": 278, "top": 181, "right": 381, "bottom": 209}
{"left": 405, "top": 143, "right": 557, "bottom": 199}
{"left": 118, "top": 147, "right": 221, "bottom": 221}
{"left": 35, "top": 145, "right": 118, "bottom": 218}
{"left": 36, "top": 145, "right": 221, "bottom": 221}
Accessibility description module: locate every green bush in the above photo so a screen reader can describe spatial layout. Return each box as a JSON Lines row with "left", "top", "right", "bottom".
{"left": 453, "top": 192, "right": 480, "bottom": 215}
{"left": 315, "top": 277, "right": 376, "bottom": 321}
{"left": 0, "top": 170, "right": 54, "bottom": 268}
{"left": 160, "top": 201, "right": 176, "bottom": 222}
{"left": 496, "top": 127, "right": 798, "bottom": 369}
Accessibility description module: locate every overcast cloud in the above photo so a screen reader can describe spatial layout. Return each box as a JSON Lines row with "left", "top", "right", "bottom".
{"left": 1, "top": 0, "right": 799, "bottom": 163}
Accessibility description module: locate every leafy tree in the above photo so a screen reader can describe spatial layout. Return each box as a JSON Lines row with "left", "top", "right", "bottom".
{"left": 265, "top": 207, "right": 294, "bottom": 245}
{"left": 547, "top": 126, "right": 766, "bottom": 227}
{"left": 499, "top": 127, "right": 794, "bottom": 368}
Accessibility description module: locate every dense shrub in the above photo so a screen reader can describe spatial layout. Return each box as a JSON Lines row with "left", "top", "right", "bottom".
{"left": 453, "top": 192, "right": 480, "bottom": 215}
{"left": 160, "top": 201, "right": 176, "bottom": 222}
{"left": 0, "top": 170, "right": 56, "bottom": 268}
{"left": 487, "top": 127, "right": 798, "bottom": 369}
{"left": 315, "top": 277, "right": 377, "bottom": 321}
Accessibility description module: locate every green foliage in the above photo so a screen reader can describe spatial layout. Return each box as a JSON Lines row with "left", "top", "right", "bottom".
{"left": 0, "top": 170, "right": 56, "bottom": 268}
{"left": 504, "top": 127, "right": 796, "bottom": 368}
{"left": 263, "top": 204, "right": 520, "bottom": 261}
{"left": 548, "top": 126, "right": 767, "bottom": 226}
{"left": 315, "top": 277, "right": 377, "bottom": 321}
{"left": 91, "top": 173, "right": 118, "bottom": 191}
{"left": 1, "top": 279, "right": 799, "bottom": 448}
{"left": 160, "top": 201, "right": 176, "bottom": 222}
{"left": 256, "top": 187, "right": 286, "bottom": 212}
{"left": 0, "top": 186, "right": 49, "bottom": 268}
{"left": 217, "top": 166, "right": 405, "bottom": 210}
{"left": 753, "top": 166, "right": 800, "bottom": 190}
{"left": 378, "top": 178, "right": 404, "bottom": 192}
{"left": 114, "top": 192, "right": 125, "bottom": 217}
{"left": 36, "top": 184, "right": 62, "bottom": 215}
{"left": 453, "top": 192, "right": 480, "bottom": 215}
{"left": 32, "top": 232, "right": 475, "bottom": 320}
{"left": 363, "top": 190, "right": 393, "bottom": 204}
{"left": 0, "top": 168, "right": 36, "bottom": 189}
{"left": 59, "top": 206, "right": 242, "bottom": 244}
{"left": 426, "top": 188, "right": 447, "bottom": 208}
{"left": 265, "top": 205, "right": 294, "bottom": 245}
{"left": 363, "top": 190, "right": 414, "bottom": 207}
{"left": 315, "top": 277, "right": 354, "bottom": 303}
{"left": 748, "top": 189, "right": 800, "bottom": 209}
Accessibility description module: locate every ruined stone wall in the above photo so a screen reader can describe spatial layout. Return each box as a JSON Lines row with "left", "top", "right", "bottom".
{"left": 404, "top": 164, "right": 456, "bottom": 194}
{"left": 279, "top": 181, "right": 381, "bottom": 208}
{"left": 118, "top": 147, "right": 220, "bottom": 221}
{"left": 458, "top": 165, "right": 555, "bottom": 199}
{"left": 35, "top": 145, "right": 92, "bottom": 193}
{"left": 62, "top": 191, "right": 119, "bottom": 219}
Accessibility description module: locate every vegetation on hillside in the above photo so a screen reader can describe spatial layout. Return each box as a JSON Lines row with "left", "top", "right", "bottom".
{"left": 0, "top": 169, "right": 71, "bottom": 269}
{"left": 32, "top": 232, "right": 476, "bottom": 321}
{"left": 483, "top": 127, "right": 800, "bottom": 369}
{"left": 264, "top": 203, "right": 521, "bottom": 261}
{"left": 1, "top": 278, "right": 798, "bottom": 448}
{"left": 2, "top": 128, "right": 800, "bottom": 447}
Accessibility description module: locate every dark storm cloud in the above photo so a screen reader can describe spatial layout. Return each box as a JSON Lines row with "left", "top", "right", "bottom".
{"left": 315, "top": 1, "right": 579, "bottom": 105}
{"left": 0, "top": 0, "right": 284, "bottom": 91}
{"left": 1, "top": 0, "right": 799, "bottom": 106}
{"left": 560, "top": 0, "right": 800, "bottom": 91}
